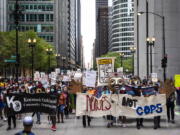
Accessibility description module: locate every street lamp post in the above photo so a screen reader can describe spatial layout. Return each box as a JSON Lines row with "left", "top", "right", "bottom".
{"left": 55, "top": 53, "right": 61, "bottom": 68}
{"left": 138, "top": 11, "right": 166, "bottom": 81}
{"left": 46, "top": 48, "right": 53, "bottom": 74}
{"left": 147, "top": 37, "right": 155, "bottom": 74}
{"left": 130, "top": 47, "right": 136, "bottom": 75}
{"left": 119, "top": 53, "right": 124, "bottom": 67}
{"left": 14, "top": 0, "right": 21, "bottom": 82}
{"left": 28, "top": 38, "right": 36, "bottom": 81}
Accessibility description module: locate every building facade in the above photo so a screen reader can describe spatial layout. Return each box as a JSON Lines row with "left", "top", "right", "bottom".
{"left": 0, "top": 0, "right": 7, "bottom": 32}
{"left": 7, "top": 0, "right": 82, "bottom": 69}
{"left": 95, "top": 0, "right": 108, "bottom": 58}
{"left": 7, "top": 0, "right": 55, "bottom": 44}
{"left": 134, "top": 0, "right": 180, "bottom": 80}
{"left": 109, "top": 0, "right": 134, "bottom": 57}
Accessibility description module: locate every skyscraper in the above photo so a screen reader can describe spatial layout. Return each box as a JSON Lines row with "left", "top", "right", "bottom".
{"left": 109, "top": 0, "right": 134, "bottom": 57}
{"left": 95, "top": 0, "right": 108, "bottom": 58}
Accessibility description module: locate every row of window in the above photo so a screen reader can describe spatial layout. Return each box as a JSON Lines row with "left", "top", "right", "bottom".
{"left": 110, "top": 41, "right": 134, "bottom": 46}
{"left": 9, "top": 24, "right": 54, "bottom": 33}
{"left": 39, "top": 35, "right": 54, "bottom": 42}
{"left": 112, "top": 28, "right": 134, "bottom": 33}
{"left": 114, "top": 3, "right": 134, "bottom": 9}
{"left": 112, "top": 23, "right": 134, "bottom": 29}
{"left": 112, "top": 18, "right": 134, "bottom": 24}
{"left": 112, "top": 33, "right": 134, "bottom": 38}
{"left": 112, "top": 13, "right": 134, "bottom": 19}
{"left": 8, "top": 4, "right": 53, "bottom": 11}
{"left": 111, "top": 37, "right": 134, "bottom": 42}
{"left": 9, "top": 14, "right": 53, "bottom": 22}
{"left": 113, "top": 8, "right": 134, "bottom": 15}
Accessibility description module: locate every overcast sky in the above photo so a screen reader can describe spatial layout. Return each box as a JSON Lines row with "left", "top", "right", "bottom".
{"left": 81, "top": 0, "right": 95, "bottom": 68}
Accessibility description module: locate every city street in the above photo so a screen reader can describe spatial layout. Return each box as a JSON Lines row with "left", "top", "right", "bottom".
{"left": 0, "top": 114, "right": 180, "bottom": 135}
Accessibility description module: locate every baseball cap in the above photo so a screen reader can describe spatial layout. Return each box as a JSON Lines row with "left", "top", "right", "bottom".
{"left": 23, "top": 116, "right": 33, "bottom": 126}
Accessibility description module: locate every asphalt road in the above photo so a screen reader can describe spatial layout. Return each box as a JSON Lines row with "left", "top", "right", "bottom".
{"left": 0, "top": 114, "right": 180, "bottom": 135}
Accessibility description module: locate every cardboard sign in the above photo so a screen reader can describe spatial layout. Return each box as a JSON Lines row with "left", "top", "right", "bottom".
{"left": 96, "top": 57, "right": 115, "bottom": 86}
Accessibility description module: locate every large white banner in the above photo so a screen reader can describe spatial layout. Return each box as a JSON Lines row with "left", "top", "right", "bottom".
{"left": 96, "top": 57, "right": 115, "bottom": 86}
{"left": 76, "top": 93, "right": 166, "bottom": 118}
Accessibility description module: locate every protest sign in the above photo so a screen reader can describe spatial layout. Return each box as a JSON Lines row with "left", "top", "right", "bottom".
{"left": 151, "top": 73, "right": 158, "bottom": 82}
{"left": 175, "top": 74, "right": 180, "bottom": 87}
{"left": 84, "top": 71, "right": 97, "bottom": 87}
{"left": 96, "top": 57, "right": 115, "bottom": 86}
{"left": 76, "top": 93, "right": 166, "bottom": 118}
{"left": 34, "top": 71, "right": 40, "bottom": 81}
{"left": 5, "top": 93, "right": 58, "bottom": 115}
{"left": 62, "top": 75, "right": 71, "bottom": 82}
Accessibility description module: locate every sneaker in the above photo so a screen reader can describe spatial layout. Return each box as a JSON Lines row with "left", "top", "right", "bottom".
{"left": 51, "top": 125, "right": 57, "bottom": 131}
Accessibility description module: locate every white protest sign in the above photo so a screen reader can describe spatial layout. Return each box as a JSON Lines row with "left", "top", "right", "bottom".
{"left": 55, "top": 68, "right": 60, "bottom": 74}
{"left": 34, "top": 71, "right": 40, "bottom": 81}
{"left": 84, "top": 71, "right": 97, "bottom": 87}
{"left": 96, "top": 57, "right": 115, "bottom": 86}
{"left": 151, "top": 73, "right": 158, "bottom": 82}
{"left": 76, "top": 93, "right": 166, "bottom": 118}
{"left": 62, "top": 75, "right": 71, "bottom": 82}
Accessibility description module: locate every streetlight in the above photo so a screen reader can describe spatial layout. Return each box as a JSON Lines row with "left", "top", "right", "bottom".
{"left": 55, "top": 53, "right": 61, "bottom": 68}
{"left": 28, "top": 38, "right": 36, "bottom": 81}
{"left": 119, "top": 53, "right": 124, "bottom": 67}
{"left": 147, "top": 37, "right": 155, "bottom": 74}
{"left": 46, "top": 48, "right": 53, "bottom": 74}
{"left": 130, "top": 46, "right": 136, "bottom": 76}
{"left": 138, "top": 11, "right": 166, "bottom": 81}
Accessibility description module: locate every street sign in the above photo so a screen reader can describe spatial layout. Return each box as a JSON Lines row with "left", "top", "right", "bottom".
{"left": 4, "top": 59, "right": 16, "bottom": 63}
{"left": 11, "top": 55, "right": 16, "bottom": 59}
{"left": 175, "top": 74, "right": 180, "bottom": 87}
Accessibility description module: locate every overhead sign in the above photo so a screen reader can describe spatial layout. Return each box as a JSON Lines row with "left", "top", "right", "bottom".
{"left": 96, "top": 57, "right": 115, "bottom": 86}
{"left": 175, "top": 74, "right": 180, "bottom": 87}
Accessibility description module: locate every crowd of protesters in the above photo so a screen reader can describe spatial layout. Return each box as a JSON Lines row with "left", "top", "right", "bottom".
{"left": 0, "top": 75, "right": 179, "bottom": 131}
{"left": 81, "top": 76, "right": 178, "bottom": 130}
{"left": 0, "top": 78, "right": 75, "bottom": 131}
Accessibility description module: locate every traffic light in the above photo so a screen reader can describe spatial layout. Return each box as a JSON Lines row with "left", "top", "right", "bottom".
{"left": 161, "top": 56, "right": 167, "bottom": 68}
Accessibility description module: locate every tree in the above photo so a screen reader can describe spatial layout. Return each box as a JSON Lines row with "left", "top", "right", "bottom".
{"left": 0, "top": 30, "right": 56, "bottom": 77}
{"left": 98, "top": 52, "right": 133, "bottom": 73}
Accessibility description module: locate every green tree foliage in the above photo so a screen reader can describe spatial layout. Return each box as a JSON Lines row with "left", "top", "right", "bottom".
{"left": 0, "top": 31, "right": 56, "bottom": 74}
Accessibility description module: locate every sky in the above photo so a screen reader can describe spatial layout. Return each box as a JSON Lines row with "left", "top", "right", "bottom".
{"left": 81, "top": 0, "right": 95, "bottom": 68}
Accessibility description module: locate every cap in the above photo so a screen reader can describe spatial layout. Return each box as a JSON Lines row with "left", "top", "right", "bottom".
{"left": 23, "top": 116, "right": 33, "bottom": 126}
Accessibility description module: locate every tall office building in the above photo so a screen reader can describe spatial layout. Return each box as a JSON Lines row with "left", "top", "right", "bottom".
{"left": 109, "top": 0, "right": 134, "bottom": 57}
{"left": 95, "top": 0, "right": 108, "bottom": 58}
{"left": 7, "top": 0, "right": 82, "bottom": 69}
{"left": 134, "top": 0, "right": 180, "bottom": 80}
{"left": 0, "top": 0, "right": 7, "bottom": 32}
{"left": 7, "top": 0, "right": 55, "bottom": 44}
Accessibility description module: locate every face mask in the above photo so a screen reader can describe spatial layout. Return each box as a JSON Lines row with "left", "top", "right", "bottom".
{"left": 51, "top": 89, "right": 54, "bottom": 92}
